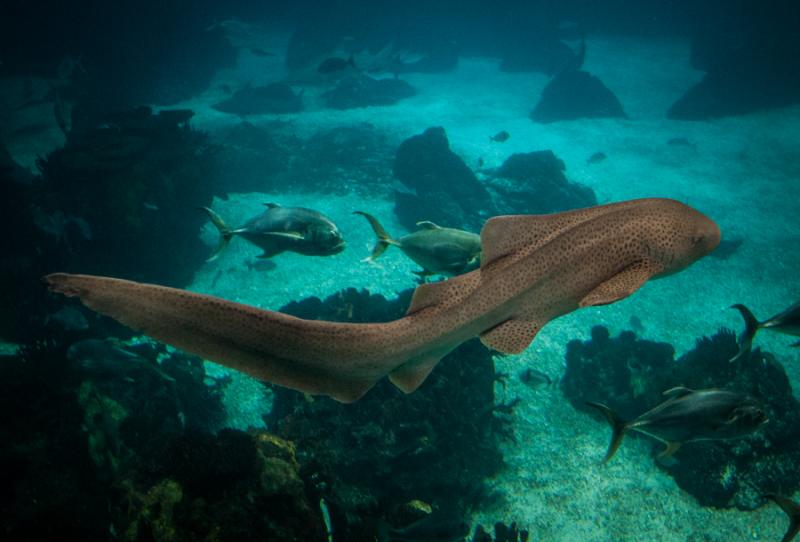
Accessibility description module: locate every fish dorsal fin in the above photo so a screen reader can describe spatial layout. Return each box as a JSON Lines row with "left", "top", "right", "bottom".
{"left": 264, "top": 203, "right": 280, "bottom": 209}
{"left": 662, "top": 386, "right": 693, "bottom": 398}
{"left": 388, "top": 353, "right": 442, "bottom": 393}
{"left": 480, "top": 317, "right": 544, "bottom": 354}
{"left": 416, "top": 221, "right": 441, "bottom": 230}
{"left": 406, "top": 273, "right": 479, "bottom": 315}
{"left": 578, "top": 262, "right": 656, "bottom": 307}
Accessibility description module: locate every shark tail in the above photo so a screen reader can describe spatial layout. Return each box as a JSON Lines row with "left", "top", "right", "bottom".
{"left": 199, "top": 207, "right": 234, "bottom": 261}
{"left": 586, "top": 401, "right": 628, "bottom": 463}
{"left": 764, "top": 494, "right": 800, "bottom": 542}
{"left": 353, "top": 211, "right": 398, "bottom": 261}
{"left": 730, "top": 304, "right": 761, "bottom": 362}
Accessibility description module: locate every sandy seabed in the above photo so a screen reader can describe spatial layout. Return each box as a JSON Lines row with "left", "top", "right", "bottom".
{"left": 154, "top": 32, "right": 798, "bottom": 542}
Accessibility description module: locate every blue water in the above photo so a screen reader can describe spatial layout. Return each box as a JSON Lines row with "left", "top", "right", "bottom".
{"left": 2, "top": 2, "right": 799, "bottom": 540}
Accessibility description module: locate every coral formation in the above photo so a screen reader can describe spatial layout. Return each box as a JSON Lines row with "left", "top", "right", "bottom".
{"left": 269, "top": 287, "right": 513, "bottom": 539}
{"left": 562, "top": 326, "right": 800, "bottom": 509}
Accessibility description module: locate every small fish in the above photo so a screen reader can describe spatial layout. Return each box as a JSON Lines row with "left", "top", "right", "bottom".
{"left": 587, "top": 151, "right": 607, "bottom": 164}
{"left": 201, "top": 203, "right": 345, "bottom": 260}
{"left": 67, "top": 338, "right": 175, "bottom": 382}
{"left": 730, "top": 302, "right": 800, "bottom": 362}
{"left": 764, "top": 494, "right": 800, "bottom": 542}
{"left": 354, "top": 211, "right": 481, "bottom": 278}
{"left": 519, "top": 368, "right": 552, "bottom": 389}
{"left": 250, "top": 48, "right": 275, "bottom": 57}
{"left": 489, "top": 130, "right": 510, "bottom": 143}
{"left": 588, "top": 387, "right": 767, "bottom": 463}
{"left": 317, "top": 54, "right": 356, "bottom": 74}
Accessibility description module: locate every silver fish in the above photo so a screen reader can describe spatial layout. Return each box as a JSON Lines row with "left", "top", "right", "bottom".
{"left": 588, "top": 387, "right": 768, "bottom": 463}
{"left": 201, "top": 203, "right": 345, "bottom": 260}
{"left": 730, "top": 302, "right": 800, "bottom": 362}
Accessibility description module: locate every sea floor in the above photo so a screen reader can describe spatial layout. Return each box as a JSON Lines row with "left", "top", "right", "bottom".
{"left": 10, "top": 29, "right": 800, "bottom": 541}
{"left": 182, "top": 33, "right": 800, "bottom": 541}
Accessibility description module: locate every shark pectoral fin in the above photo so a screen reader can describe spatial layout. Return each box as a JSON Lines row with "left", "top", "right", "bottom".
{"left": 388, "top": 354, "right": 442, "bottom": 393}
{"left": 479, "top": 319, "right": 542, "bottom": 354}
{"left": 579, "top": 263, "right": 654, "bottom": 308}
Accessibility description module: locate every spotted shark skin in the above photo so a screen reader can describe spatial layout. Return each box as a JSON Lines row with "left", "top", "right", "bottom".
{"left": 44, "top": 198, "right": 720, "bottom": 402}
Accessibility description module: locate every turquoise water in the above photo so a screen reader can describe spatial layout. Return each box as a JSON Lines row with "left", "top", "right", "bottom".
{"left": 3, "top": 10, "right": 799, "bottom": 542}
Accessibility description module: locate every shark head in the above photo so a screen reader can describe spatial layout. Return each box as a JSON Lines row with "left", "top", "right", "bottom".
{"left": 649, "top": 200, "right": 721, "bottom": 277}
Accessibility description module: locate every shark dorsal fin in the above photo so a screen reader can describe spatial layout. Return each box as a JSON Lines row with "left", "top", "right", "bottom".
{"left": 416, "top": 221, "right": 441, "bottom": 230}
{"left": 480, "top": 201, "right": 654, "bottom": 268}
{"left": 480, "top": 318, "right": 543, "bottom": 354}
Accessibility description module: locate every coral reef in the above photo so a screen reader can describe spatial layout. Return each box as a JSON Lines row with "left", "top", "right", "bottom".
{"left": 562, "top": 326, "right": 800, "bottom": 509}
{"left": 269, "top": 287, "right": 513, "bottom": 540}
{"left": 0, "top": 335, "right": 326, "bottom": 541}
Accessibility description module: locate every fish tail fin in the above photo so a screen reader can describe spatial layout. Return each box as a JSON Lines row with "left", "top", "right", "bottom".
{"left": 730, "top": 304, "right": 761, "bottom": 362}
{"left": 353, "top": 211, "right": 397, "bottom": 260}
{"left": 586, "top": 401, "right": 628, "bottom": 463}
{"left": 765, "top": 494, "right": 800, "bottom": 542}
{"left": 199, "top": 207, "right": 234, "bottom": 261}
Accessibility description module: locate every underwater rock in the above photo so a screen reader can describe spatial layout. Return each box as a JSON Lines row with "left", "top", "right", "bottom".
{"left": 212, "top": 83, "right": 304, "bottom": 115}
{"left": 472, "top": 521, "right": 529, "bottom": 542}
{"left": 563, "top": 326, "right": 800, "bottom": 509}
{"left": 268, "top": 287, "right": 511, "bottom": 540}
{"left": 486, "top": 150, "right": 597, "bottom": 215}
{"left": 322, "top": 74, "right": 416, "bottom": 109}
{"left": 35, "top": 106, "right": 219, "bottom": 288}
{"left": 669, "top": 3, "right": 800, "bottom": 119}
{"left": 393, "top": 126, "right": 495, "bottom": 231}
{"left": 531, "top": 71, "right": 627, "bottom": 123}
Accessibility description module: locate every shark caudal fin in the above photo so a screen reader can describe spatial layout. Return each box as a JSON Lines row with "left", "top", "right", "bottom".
{"left": 730, "top": 304, "right": 761, "bottom": 362}
{"left": 586, "top": 402, "right": 628, "bottom": 463}
{"left": 199, "top": 207, "right": 234, "bottom": 261}
{"left": 353, "top": 211, "right": 398, "bottom": 261}
{"left": 765, "top": 494, "right": 800, "bottom": 542}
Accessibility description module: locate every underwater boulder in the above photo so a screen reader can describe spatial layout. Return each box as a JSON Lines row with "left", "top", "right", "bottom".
{"left": 322, "top": 74, "right": 416, "bottom": 109}
{"left": 393, "top": 126, "right": 494, "bottom": 231}
{"left": 531, "top": 70, "right": 627, "bottom": 123}
{"left": 212, "top": 83, "right": 304, "bottom": 115}
{"left": 487, "top": 150, "right": 597, "bottom": 215}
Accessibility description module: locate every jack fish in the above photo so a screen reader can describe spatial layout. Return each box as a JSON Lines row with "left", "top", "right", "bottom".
{"left": 730, "top": 301, "right": 800, "bottom": 362}
{"left": 201, "top": 203, "right": 345, "bottom": 260}
{"left": 588, "top": 387, "right": 767, "bottom": 463}
{"left": 44, "top": 198, "right": 720, "bottom": 403}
